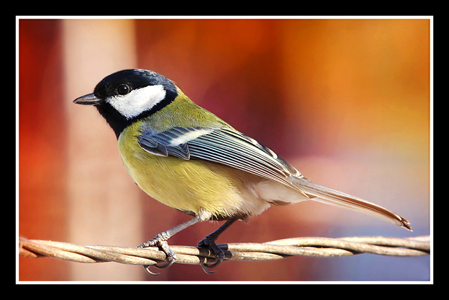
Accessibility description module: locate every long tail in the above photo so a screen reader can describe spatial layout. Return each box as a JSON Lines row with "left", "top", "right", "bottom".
{"left": 291, "top": 177, "right": 412, "bottom": 231}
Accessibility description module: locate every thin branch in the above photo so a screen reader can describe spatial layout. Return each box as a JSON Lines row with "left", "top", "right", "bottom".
{"left": 19, "top": 235, "right": 430, "bottom": 268}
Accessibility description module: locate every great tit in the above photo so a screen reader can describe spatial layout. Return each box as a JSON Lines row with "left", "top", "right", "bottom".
{"left": 74, "top": 69, "right": 412, "bottom": 272}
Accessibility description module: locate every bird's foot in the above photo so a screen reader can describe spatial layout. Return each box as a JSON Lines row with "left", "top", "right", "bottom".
{"left": 138, "top": 233, "right": 177, "bottom": 275}
{"left": 197, "top": 235, "right": 226, "bottom": 274}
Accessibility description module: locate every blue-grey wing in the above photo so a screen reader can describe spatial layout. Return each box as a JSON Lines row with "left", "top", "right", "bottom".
{"left": 138, "top": 125, "right": 192, "bottom": 160}
{"left": 137, "top": 125, "right": 302, "bottom": 187}
{"left": 137, "top": 126, "right": 413, "bottom": 231}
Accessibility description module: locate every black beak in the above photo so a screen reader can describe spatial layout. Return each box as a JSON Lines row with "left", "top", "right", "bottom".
{"left": 73, "top": 93, "right": 102, "bottom": 105}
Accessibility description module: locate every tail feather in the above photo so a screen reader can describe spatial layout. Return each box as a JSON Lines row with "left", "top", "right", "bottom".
{"left": 292, "top": 177, "right": 412, "bottom": 231}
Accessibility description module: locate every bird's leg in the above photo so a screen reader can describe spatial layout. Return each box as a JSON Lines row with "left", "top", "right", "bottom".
{"left": 197, "top": 218, "right": 237, "bottom": 273}
{"left": 138, "top": 215, "right": 203, "bottom": 272}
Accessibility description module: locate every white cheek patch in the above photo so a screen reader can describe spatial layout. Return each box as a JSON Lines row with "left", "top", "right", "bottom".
{"left": 106, "top": 84, "right": 166, "bottom": 119}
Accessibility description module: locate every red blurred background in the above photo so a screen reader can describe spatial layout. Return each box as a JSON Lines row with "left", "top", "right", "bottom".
{"left": 18, "top": 18, "right": 431, "bottom": 281}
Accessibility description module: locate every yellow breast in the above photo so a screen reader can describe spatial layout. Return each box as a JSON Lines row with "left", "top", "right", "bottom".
{"left": 117, "top": 123, "right": 267, "bottom": 220}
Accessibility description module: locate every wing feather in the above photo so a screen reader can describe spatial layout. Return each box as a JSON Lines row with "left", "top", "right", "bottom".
{"left": 137, "top": 125, "right": 302, "bottom": 187}
{"left": 136, "top": 124, "right": 412, "bottom": 230}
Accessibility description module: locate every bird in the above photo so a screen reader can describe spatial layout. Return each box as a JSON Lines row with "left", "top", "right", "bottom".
{"left": 73, "top": 68, "right": 412, "bottom": 273}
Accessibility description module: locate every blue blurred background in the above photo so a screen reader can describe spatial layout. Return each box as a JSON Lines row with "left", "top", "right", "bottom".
{"left": 18, "top": 18, "right": 430, "bottom": 281}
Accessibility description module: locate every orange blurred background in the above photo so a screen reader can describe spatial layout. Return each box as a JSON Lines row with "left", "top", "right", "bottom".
{"left": 18, "top": 18, "right": 431, "bottom": 281}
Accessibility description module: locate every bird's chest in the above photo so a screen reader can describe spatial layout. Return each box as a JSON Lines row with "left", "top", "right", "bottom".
{"left": 117, "top": 126, "right": 250, "bottom": 217}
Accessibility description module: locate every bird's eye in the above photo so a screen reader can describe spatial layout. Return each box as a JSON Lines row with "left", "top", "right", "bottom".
{"left": 117, "top": 84, "right": 131, "bottom": 96}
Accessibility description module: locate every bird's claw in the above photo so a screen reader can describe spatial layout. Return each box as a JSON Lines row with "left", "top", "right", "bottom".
{"left": 197, "top": 236, "right": 225, "bottom": 274}
{"left": 138, "top": 233, "right": 177, "bottom": 275}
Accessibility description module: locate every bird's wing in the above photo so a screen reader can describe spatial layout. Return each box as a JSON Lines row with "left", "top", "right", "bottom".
{"left": 137, "top": 124, "right": 412, "bottom": 231}
{"left": 138, "top": 125, "right": 303, "bottom": 188}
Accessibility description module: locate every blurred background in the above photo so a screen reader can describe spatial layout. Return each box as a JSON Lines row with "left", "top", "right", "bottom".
{"left": 18, "top": 18, "right": 431, "bottom": 281}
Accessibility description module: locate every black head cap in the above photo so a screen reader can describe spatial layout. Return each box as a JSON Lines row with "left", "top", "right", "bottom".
{"left": 74, "top": 69, "right": 178, "bottom": 138}
{"left": 93, "top": 69, "right": 176, "bottom": 100}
